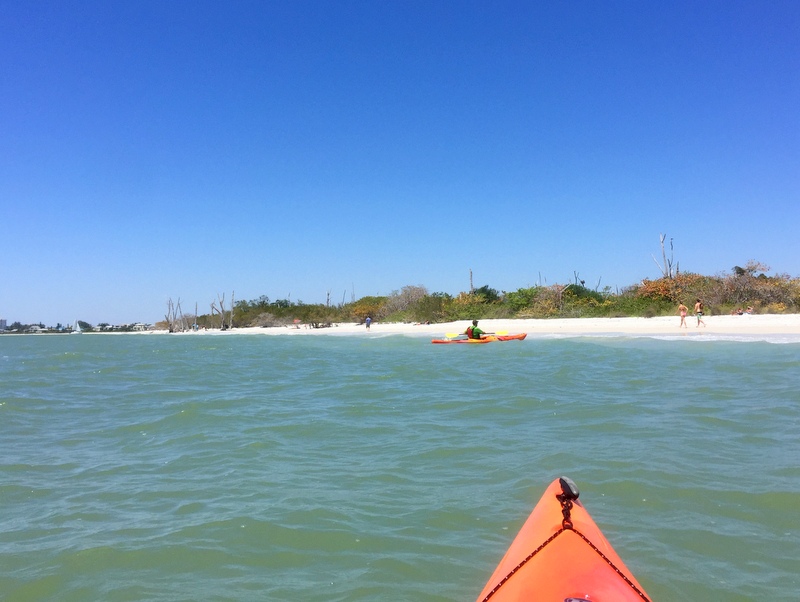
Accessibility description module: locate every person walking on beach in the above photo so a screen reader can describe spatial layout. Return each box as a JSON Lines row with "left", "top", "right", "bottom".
{"left": 694, "top": 299, "right": 706, "bottom": 327}
{"left": 465, "top": 319, "right": 485, "bottom": 339}
{"left": 678, "top": 302, "right": 688, "bottom": 328}
{"left": 365, "top": 316, "right": 372, "bottom": 330}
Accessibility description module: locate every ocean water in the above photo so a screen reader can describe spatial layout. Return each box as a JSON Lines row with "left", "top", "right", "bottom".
{"left": 1, "top": 332, "right": 798, "bottom": 601}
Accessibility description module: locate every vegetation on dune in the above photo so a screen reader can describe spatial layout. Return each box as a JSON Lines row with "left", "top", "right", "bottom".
{"left": 5, "top": 251, "right": 798, "bottom": 333}
{"left": 160, "top": 260, "right": 800, "bottom": 330}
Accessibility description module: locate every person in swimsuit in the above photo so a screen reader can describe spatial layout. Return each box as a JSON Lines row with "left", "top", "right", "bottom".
{"left": 678, "top": 302, "right": 688, "bottom": 328}
{"left": 694, "top": 299, "right": 706, "bottom": 327}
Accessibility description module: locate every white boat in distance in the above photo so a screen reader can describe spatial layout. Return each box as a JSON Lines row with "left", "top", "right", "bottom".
{"left": 71, "top": 320, "right": 82, "bottom": 334}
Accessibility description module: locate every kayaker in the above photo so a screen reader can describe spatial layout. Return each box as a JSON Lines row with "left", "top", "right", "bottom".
{"left": 465, "top": 319, "right": 485, "bottom": 339}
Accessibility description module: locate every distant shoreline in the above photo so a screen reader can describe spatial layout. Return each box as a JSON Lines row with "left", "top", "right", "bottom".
{"left": 142, "top": 314, "right": 800, "bottom": 337}
{"left": 5, "top": 314, "right": 799, "bottom": 338}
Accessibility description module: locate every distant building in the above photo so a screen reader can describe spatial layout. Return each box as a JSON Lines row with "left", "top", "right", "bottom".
{"left": 0, "top": 319, "right": 6, "bottom": 330}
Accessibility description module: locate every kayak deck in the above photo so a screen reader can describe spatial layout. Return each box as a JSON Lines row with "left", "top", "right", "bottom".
{"left": 431, "top": 333, "right": 527, "bottom": 344}
{"left": 476, "top": 477, "right": 651, "bottom": 601}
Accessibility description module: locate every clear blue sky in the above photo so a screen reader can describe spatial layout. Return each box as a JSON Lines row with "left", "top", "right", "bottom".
{"left": 2, "top": 1, "right": 798, "bottom": 326}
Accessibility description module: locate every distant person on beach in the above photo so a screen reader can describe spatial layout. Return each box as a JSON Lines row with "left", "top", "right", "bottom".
{"left": 678, "top": 302, "right": 688, "bottom": 328}
{"left": 465, "top": 319, "right": 485, "bottom": 339}
{"left": 365, "top": 316, "right": 371, "bottom": 330}
{"left": 694, "top": 299, "right": 706, "bottom": 327}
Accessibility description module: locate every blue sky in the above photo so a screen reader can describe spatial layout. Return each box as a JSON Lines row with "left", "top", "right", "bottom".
{"left": 2, "top": 1, "right": 798, "bottom": 326}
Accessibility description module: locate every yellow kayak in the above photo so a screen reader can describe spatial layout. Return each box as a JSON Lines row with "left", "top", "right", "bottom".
{"left": 431, "top": 333, "right": 527, "bottom": 344}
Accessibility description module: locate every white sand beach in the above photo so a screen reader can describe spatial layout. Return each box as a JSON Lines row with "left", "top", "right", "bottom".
{"left": 160, "top": 314, "right": 800, "bottom": 338}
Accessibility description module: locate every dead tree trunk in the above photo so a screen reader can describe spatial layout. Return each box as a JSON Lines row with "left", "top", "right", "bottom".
{"left": 210, "top": 292, "right": 235, "bottom": 330}
{"left": 210, "top": 297, "right": 223, "bottom": 330}
{"left": 652, "top": 233, "right": 676, "bottom": 279}
{"left": 217, "top": 294, "right": 227, "bottom": 330}
{"left": 175, "top": 299, "right": 188, "bottom": 332}
{"left": 165, "top": 298, "right": 177, "bottom": 333}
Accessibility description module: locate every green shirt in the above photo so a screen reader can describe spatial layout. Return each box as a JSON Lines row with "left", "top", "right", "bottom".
{"left": 468, "top": 326, "right": 484, "bottom": 339}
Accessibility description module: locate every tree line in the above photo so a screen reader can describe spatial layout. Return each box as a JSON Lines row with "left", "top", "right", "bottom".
{"left": 5, "top": 260, "right": 796, "bottom": 333}
{"left": 166, "top": 260, "right": 799, "bottom": 330}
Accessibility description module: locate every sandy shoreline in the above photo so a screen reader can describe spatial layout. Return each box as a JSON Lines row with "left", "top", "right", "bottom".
{"left": 155, "top": 314, "right": 800, "bottom": 338}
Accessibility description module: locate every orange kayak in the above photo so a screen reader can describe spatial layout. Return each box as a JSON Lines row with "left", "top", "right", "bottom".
{"left": 431, "top": 333, "right": 527, "bottom": 344}
{"left": 476, "top": 477, "right": 652, "bottom": 602}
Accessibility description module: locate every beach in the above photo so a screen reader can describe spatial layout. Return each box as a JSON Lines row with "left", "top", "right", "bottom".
{"left": 160, "top": 313, "right": 800, "bottom": 338}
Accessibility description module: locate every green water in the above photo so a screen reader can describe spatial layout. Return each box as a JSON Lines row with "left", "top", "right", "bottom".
{"left": 1, "top": 333, "right": 798, "bottom": 600}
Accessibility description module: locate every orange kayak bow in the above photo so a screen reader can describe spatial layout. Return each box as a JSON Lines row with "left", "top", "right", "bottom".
{"left": 476, "top": 477, "right": 652, "bottom": 602}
